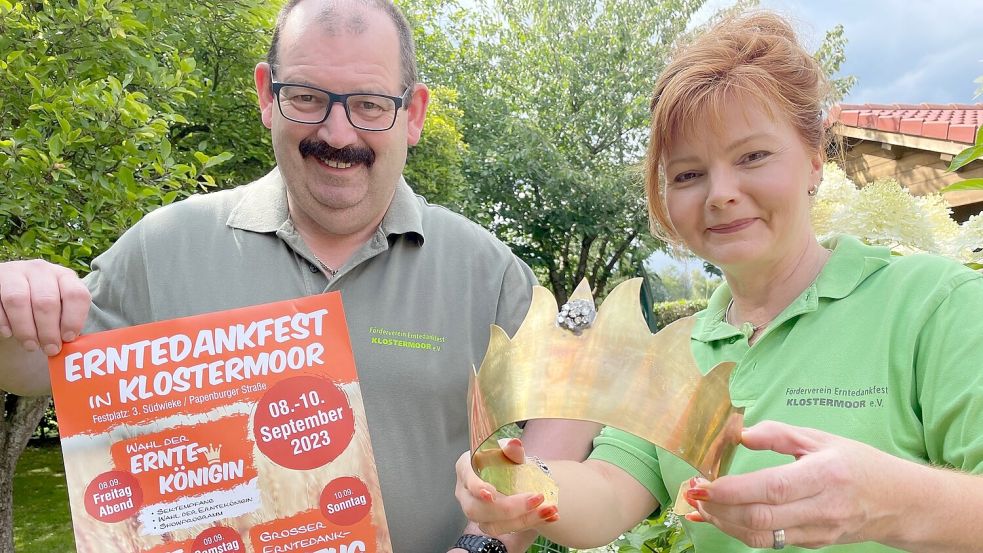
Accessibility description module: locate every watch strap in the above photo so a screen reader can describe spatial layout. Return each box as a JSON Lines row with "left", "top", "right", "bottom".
{"left": 453, "top": 534, "right": 507, "bottom": 553}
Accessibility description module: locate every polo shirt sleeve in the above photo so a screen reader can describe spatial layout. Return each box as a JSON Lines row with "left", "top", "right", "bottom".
{"left": 83, "top": 220, "right": 154, "bottom": 334}
{"left": 915, "top": 270, "right": 983, "bottom": 473}
{"left": 589, "top": 425, "right": 670, "bottom": 509}
{"left": 494, "top": 255, "right": 537, "bottom": 336}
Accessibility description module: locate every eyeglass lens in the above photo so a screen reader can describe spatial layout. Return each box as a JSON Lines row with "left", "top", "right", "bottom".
{"left": 277, "top": 85, "right": 398, "bottom": 130}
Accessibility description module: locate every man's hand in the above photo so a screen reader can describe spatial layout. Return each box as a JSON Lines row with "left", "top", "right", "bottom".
{"left": 0, "top": 259, "right": 90, "bottom": 395}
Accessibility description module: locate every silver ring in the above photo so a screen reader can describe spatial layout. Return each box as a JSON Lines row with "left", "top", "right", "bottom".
{"left": 526, "top": 455, "right": 551, "bottom": 476}
{"left": 772, "top": 528, "right": 786, "bottom": 550}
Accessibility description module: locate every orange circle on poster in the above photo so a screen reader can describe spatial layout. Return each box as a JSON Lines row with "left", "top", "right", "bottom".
{"left": 320, "top": 476, "right": 372, "bottom": 526}
{"left": 192, "top": 526, "right": 244, "bottom": 553}
{"left": 83, "top": 470, "right": 142, "bottom": 523}
{"left": 253, "top": 376, "right": 355, "bottom": 470}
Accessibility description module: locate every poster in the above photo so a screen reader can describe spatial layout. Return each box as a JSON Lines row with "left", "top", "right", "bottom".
{"left": 47, "top": 292, "right": 391, "bottom": 553}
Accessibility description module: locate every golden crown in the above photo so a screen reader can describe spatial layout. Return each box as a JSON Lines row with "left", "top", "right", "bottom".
{"left": 468, "top": 278, "right": 744, "bottom": 499}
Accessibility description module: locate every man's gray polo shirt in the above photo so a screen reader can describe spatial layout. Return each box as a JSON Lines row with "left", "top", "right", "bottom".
{"left": 84, "top": 168, "right": 535, "bottom": 551}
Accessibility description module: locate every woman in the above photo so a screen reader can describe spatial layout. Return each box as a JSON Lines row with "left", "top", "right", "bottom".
{"left": 455, "top": 11, "right": 983, "bottom": 552}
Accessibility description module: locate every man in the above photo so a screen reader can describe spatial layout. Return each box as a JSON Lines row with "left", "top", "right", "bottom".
{"left": 0, "top": 0, "right": 597, "bottom": 551}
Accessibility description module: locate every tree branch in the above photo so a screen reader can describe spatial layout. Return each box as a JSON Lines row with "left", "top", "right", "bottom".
{"left": 595, "top": 229, "right": 640, "bottom": 296}
{"left": 574, "top": 233, "right": 596, "bottom": 284}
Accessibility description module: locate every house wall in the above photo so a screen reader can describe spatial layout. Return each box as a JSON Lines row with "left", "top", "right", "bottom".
{"left": 839, "top": 141, "right": 983, "bottom": 222}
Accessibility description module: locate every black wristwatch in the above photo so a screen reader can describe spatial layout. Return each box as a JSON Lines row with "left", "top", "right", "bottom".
{"left": 453, "top": 534, "right": 507, "bottom": 553}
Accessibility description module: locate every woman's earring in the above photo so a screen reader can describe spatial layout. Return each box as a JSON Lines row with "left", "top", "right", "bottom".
{"left": 807, "top": 186, "right": 818, "bottom": 197}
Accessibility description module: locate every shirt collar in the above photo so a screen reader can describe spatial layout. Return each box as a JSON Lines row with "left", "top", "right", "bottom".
{"left": 380, "top": 174, "right": 425, "bottom": 244}
{"left": 227, "top": 167, "right": 425, "bottom": 244}
{"left": 813, "top": 234, "right": 891, "bottom": 300}
{"left": 693, "top": 235, "right": 891, "bottom": 343}
{"left": 227, "top": 168, "right": 289, "bottom": 233}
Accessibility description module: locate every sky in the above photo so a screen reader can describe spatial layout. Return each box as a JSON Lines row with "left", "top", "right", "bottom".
{"left": 692, "top": 0, "right": 983, "bottom": 106}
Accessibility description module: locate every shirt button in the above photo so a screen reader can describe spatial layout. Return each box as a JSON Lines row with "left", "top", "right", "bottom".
{"left": 308, "top": 263, "right": 318, "bottom": 273}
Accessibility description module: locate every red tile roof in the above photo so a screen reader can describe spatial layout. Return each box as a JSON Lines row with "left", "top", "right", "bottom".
{"left": 830, "top": 103, "right": 983, "bottom": 144}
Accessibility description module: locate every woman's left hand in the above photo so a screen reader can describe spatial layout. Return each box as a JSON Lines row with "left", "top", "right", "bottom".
{"left": 685, "top": 420, "right": 913, "bottom": 549}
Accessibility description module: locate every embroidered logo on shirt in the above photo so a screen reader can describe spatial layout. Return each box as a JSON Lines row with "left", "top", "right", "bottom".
{"left": 784, "top": 385, "right": 889, "bottom": 409}
{"left": 367, "top": 327, "right": 446, "bottom": 352}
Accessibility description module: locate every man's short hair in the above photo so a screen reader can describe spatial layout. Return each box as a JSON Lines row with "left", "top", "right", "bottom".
{"left": 267, "top": 0, "right": 419, "bottom": 90}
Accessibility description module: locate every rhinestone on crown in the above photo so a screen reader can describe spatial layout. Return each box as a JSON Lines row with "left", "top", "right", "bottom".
{"left": 556, "top": 299, "right": 596, "bottom": 335}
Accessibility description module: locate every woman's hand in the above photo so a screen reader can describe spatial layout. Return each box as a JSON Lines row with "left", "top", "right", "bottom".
{"left": 454, "top": 438, "right": 560, "bottom": 536}
{"left": 685, "top": 420, "right": 913, "bottom": 549}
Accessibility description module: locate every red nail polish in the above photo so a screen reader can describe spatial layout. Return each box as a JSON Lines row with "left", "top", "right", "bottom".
{"left": 685, "top": 511, "right": 706, "bottom": 523}
{"left": 479, "top": 490, "right": 494, "bottom": 502}
{"left": 538, "top": 505, "right": 558, "bottom": 519}
{"left": 544, "top": 514, "right": 560, "bottom": 523}
{"left": 526, "top": 494, "right": 544, "bottom": 508}
{"left": 686, "top": 488, "right": 710, "bottom": 501}
{"left": 685, "top": 494, "right": 698, "bottom": 509}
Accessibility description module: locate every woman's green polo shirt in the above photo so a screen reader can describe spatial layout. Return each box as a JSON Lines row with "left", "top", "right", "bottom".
{"left": 591, "top": 235, "right": 983, "bottom": 552}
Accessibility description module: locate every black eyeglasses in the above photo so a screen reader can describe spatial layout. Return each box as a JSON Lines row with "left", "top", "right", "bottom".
{"left": 271, "top": 81, "right": 412, "bottom": 131}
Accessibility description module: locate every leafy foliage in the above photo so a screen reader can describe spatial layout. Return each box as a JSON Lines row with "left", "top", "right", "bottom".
{"left": 31, "top": 400, "right": 57, "bottom": 439}
{"left": 0, "top": 0, "right": 268, "bottom": 273}
{"left": 407, "top": 0, "right": 856, "bottom": 306}
{"left": 404, "top": 85, "right": 469, "bottom": 207}
{"left": 941, "top": 126, "right": 983, "bottom": 193}
{"left": 613, "top": 512, "right": 693, "bottom": 553}
{"left": 163, "top": 0, "right": 278, "bottom": 187}
{"left": 0, "top": 4, "right": 277, "bottom": 552}
{"left": 409, "top": 0, "right": 708, "bottom": 303}
{"left": 651, "top": 264, "right": 720, "bottom": 303}
{"left": 652, "top": 299, "right": 709, "bottom": 330}
{"left": 813, "top": 23, "right": 858, "bottom": 105}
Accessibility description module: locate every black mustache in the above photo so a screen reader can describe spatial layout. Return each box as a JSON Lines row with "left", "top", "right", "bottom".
{"left": 299, "top": 138, "right": 375, "bottom": 167}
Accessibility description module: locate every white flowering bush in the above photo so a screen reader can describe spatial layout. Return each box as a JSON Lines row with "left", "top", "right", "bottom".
{"left": 950, "top": 213, "right": 983, "bottom": 266}
{"left": 813, "top": 162, "right": 982, "bottom": 268}
{"left": 810, "top": 162, "right": 858, "bottom": 238}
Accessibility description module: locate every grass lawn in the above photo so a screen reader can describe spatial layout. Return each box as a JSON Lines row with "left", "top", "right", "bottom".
{"left": 13, "top": 440, "right": 76, "bottom": 553}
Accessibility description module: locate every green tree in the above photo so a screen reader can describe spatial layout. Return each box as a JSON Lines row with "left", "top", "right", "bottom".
{"left": 404, "top": 85, "right": 469, "bottom": 207}
{"left": 655, "top": 265, "right": 693, "bottom": 302}
{"left": 399, "top": 0, "right": 487, "bottom": 207}
{"left": 416, "top": 0, "right": 707, "bottom": 304}
{"left": 0, "top": 2, "right": 272, "bottom": 550}
{"left": 411, "top": 0, "right": 856, "bottom": 306}
{"left": 653, "top": 265, "right": 721, "bottom": 302}
{"left": 812, "top": 23, "right": 857, "bottom": 104}
{"left": 164, "top": 0, "right": 278, "bottom": 187}
{"left": 399, "top": 0, "right": 467, "bottom": 85}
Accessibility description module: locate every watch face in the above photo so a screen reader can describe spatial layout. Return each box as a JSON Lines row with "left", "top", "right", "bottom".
{"left": 456, "top": 535, "right": 507, "bottom": 553}
{"left": 481, "top": 538, "right": 507, "bottom": 553}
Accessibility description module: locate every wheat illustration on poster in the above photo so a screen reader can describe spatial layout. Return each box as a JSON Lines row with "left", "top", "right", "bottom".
{"left": 48, "top": 292, "right": 391, "bottom": 553}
